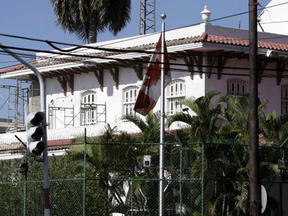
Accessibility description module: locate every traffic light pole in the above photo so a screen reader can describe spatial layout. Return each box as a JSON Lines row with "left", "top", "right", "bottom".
{"left": 0, "top": 43, "right": 50, "bottom": 216}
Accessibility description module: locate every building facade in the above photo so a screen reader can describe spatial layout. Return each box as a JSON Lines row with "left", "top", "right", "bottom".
{"left": 1, "top": 5, "right": 288, "bottom": 146}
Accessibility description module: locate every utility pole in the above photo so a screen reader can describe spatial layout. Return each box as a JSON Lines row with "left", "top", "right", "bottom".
{"left": 249, "top": 0, "right": 261, "bottom": 215}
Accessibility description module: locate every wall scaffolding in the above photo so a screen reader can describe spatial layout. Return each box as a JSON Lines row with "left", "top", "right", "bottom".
{"left": 0, "top": 80, "right": 30, "bottom": 133}
{"left": 48, "top": 103, "right": 106, "bottom": 129}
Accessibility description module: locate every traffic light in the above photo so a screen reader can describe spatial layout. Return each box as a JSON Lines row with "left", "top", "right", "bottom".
{"left": 26, "top": 111, "right": 46, "bottom": 157}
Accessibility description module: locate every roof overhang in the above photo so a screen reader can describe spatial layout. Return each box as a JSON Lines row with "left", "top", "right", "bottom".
{"left": 2, "top": 23, "right": 288, "bottom": 80}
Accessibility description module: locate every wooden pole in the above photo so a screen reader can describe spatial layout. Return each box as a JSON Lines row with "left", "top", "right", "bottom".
{"left": 249, "top": 0, "right": 261, "bottom": 215}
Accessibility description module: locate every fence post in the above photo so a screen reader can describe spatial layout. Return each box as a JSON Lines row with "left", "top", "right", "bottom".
{"left": 130, "top": 180, "right": 134, "bottom": 216}
{"left": 176, "top": 130, "right": 184, "bottom": 216}
{"left": 201, "top": 141, "right": 205, "bottom": 216}
{"left": 23, "top": 152, "right": 27, "bottom": 216}
{"left": 83, "top": 128, "right": 87, "bottom": 216}
{"left": 179, "top": 141, "right": 183, "bottom": 216}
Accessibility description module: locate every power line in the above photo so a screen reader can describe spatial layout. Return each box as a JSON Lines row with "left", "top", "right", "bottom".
{"left": 2, "top": 51, "right": 288, "bottom": 80}
{"left": 0, "top": 1, "right": 288, "bottom": 56}
{"left": 2, "top": 41, "right": 288, "bottom": 77}
{"left": 1, "top": 48, "right": 288, "bottom": 82}
{"left": 260, "top": 20, "right": 288, "bottom": 25}
{"left": 0, "top": 50, "right": 35, "bottom": 59}
{"left": 1, "top": 25, "right": 288, "bottom": 69}
{"left": 0, "top": 3, "right": 288, "bottom": 74}
{"left": 0, "top": 44, "right": 257, "bottom": 72}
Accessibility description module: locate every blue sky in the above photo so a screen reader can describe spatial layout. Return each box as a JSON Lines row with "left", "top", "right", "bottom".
{"left": 0, "top": 0, "right": 270, "bottom": 118}
{"left": 0, "top": 0, "right": 271, "bottom": 70}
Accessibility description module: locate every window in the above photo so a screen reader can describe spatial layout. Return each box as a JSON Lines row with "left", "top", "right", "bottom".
{"left": 166, "top": 79, "right": 186, "bottom": 115}
{"left": 227, "top": 79, "right": 248, "bottom": 96}
{"left": 81, "top": 90, "right": 97, "bottom": 125}
{"left": 123, "top": 86, "right": 138, "bottom": 115}
{"left": 281, "top": 85, "right": 288, "bottom": 115}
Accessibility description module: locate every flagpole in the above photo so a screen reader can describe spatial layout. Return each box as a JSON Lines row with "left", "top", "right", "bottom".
{"left": 159, "top": 13, "right": 166, "bottom": 216}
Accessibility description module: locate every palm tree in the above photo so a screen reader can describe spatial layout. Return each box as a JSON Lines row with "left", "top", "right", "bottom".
{"left": 167, "top": 91, "right": 222, "bottom": 142}
{"left": 217, "top": 94, "right": 267, "bottom": 141}
{"left": 65, "top": 124, "right": 140, "bottom": 215}
{"left": 166, "top": 93, "right": 274, "bottom": 215}
{"left": 121, "top": 110, "right": 162, "bottom": 143}
{"left": 50, "top": 0, "right": 131, "bottom": 43}
{"left": 264, "top": 110, "right": 288, "bottom": 143}
{"left": 121, "top": 111, "right": 185, "bottom": 214}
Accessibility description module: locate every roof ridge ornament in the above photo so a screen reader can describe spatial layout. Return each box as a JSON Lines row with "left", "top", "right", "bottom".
{"left": 201, "top": 5, "right": 211, "bottom": 24}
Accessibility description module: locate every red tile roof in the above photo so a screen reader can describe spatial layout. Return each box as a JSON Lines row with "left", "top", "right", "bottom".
{"left": 1, "top": 32, "right": 288, "bottom": 74}
{"left": 201, "top": 32, "right": 288, "bottom": 51}
{"left": 1, "top": 60, "right": 38, "bottom": 74}
{"left": 202, "top": 32, "right": 249, "bottom": 46}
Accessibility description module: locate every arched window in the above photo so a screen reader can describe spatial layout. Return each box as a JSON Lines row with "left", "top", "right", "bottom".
{"left": 166, "top": 79, "right": 186, "bottom": 115}
{"left": 227, "top": 79, "right": 248, "bottom": 96}
{"left": 81, "top": 90, "right": 97, "bottom": 125}
{"left": 281, "top": 85, "right": 288, "bottom": 114}
{"left": 123, "top": 86, "right": 138, "bottom": 115}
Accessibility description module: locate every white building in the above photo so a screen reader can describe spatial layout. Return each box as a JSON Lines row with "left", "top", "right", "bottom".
{"left": 1, "top": 3, "right": 288, "bottom": 148}
{"left": 257, "top": 0, "right": 288, "bottom": 35}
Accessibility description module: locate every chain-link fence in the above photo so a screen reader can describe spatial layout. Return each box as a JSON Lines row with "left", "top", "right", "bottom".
{"left": 0, "top": 133, "right": 287, "bottom": 215}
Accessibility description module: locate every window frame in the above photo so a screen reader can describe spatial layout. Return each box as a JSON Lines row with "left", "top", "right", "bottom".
{"left": 227, "top": 79, "right": 248, "bottom": 96}
{"left": 166, "top": 79, "right": 186, "bottom": 115}
{"left": 81, "top": 90, "right": 97, "bottom": 126}
{"left": 123, "top": 85, "right": 139, "bottom": 115}
{"left": 281, "top": 85, "right": 288, "bottom": 115}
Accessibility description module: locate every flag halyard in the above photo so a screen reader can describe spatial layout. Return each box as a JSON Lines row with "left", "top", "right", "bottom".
{"left": 133, "top": 34, "right": 171, "bottom": 116}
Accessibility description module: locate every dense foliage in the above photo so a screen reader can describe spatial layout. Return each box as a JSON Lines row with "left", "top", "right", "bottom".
{"left": 1, "top": 93, "right": 288, "bottom": 215}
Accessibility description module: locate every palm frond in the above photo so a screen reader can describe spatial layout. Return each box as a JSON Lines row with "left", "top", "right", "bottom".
{"left": 121, "top": 113, "right": 148, "bottom": 132}
{"left": 50, "top": 0, "right": 131, "bottom": 42}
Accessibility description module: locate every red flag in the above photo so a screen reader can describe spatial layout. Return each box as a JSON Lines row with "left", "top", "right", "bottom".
{"left": 134, "top": 33, "right": 171, "bottom": 116}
